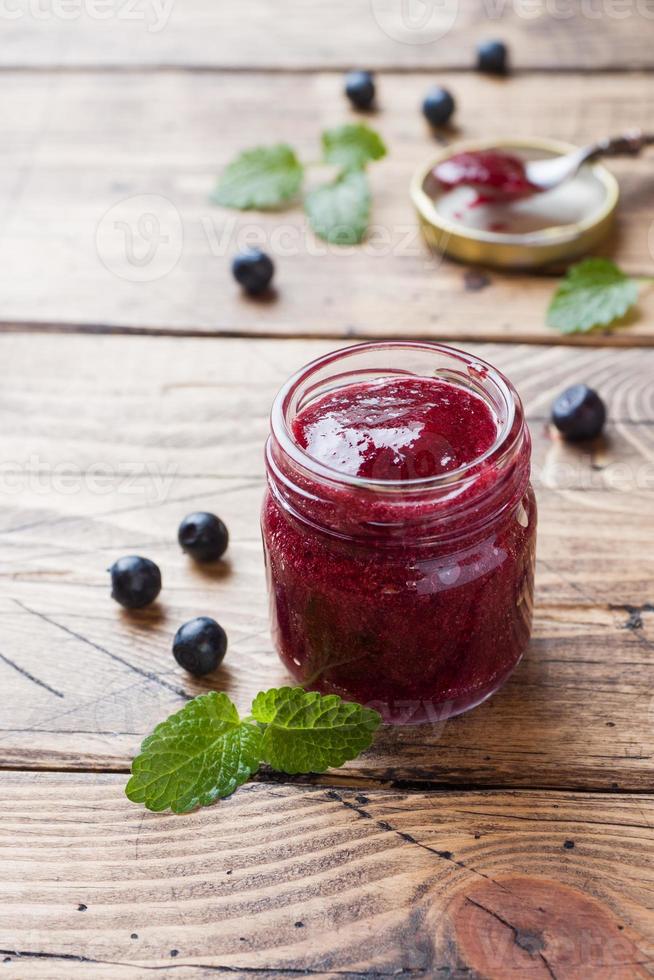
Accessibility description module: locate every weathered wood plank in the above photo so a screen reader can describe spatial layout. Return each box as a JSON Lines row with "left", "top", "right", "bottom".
{"left": 1, "top": 71, "right": 654, "bottom": 342}
{"left": 1, "top": 774, "right": 653, "bottom": 979}
{"left": 2, "top": 0, "right": 654, "bottom": 71}
{"left": 0, "top": 334, "right": 652, "bottom": 788}
{"left": 3, "top": 599, "right": 653, "bottom": 790}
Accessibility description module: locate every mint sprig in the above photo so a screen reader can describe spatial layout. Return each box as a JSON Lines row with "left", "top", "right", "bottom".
{"left": 126, "top": 688, "right": 381, "bottom": 813}
{"left": 212, "top": 144, "right": 303, "bottom": 210}
{"left": 212, "top": 124, "right": 386, "bottom": 245}
{"left": 547, "top": 258, "right": 639, "bottom": 334}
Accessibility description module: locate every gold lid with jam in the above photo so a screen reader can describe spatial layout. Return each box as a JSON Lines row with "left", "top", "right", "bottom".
{"left": 411, "top": 137, "right": 619, "bottom": 270}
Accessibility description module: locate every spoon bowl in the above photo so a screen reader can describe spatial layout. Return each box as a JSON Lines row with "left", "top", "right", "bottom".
{"left": 525, "top": 129, "right": 653, "bottom": 193}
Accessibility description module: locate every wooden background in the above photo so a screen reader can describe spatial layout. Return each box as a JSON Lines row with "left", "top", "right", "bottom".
{"left": 1, "top": 2, "right": 654, "bottom": 977}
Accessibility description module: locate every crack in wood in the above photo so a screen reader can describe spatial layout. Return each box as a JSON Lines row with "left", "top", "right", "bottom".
{"left": 539, "top": 952, "right": 558, "bottom": 980}
{"left": 453, "top": 809, "right": 654, "bottom": 831}
{"left": 537, "top": 558, "right": 599, "bottom": 607}
{"left": 0, "top": 480, "right": 260, "bottom": 537}
{"left": 0, "top": 949, "right": 431, "bottom": 976}
{"left": 324, "top": 789, "right": 507, "bottom": 891}
{"left": 463, "top": 897, "right": 562, "bottom": 980}
{"left": 465, "top": 897, "right": 545, "bottom": 956}
{"left": 0, "top": 649, "right": 64, "bottom": 699}
{"left": 609, "top": 602, "right": 654, "bottom": 631}
{"left": 12, "top": 598, "right": 190, "bottom": 701}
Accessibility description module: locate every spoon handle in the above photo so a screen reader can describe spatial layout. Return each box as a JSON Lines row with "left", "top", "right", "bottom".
{"left": 585, "top": 129, "right": 654, "bottom": 162}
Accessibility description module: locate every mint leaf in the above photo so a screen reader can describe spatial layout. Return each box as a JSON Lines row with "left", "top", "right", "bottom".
{"left": 251, "top": 687, "right": 381, "bottom": 774}
{"left": 305, "top": 170, "right": 371, "bottom": 245}
{"left": 547, "top": 258, "right": 638, "bottom": 334}
{"left": 125, "top": 692, "right": 262, "bottom": 813}
{"left": 322, "top": 123, "right": 386, "bottom": 171}
{"left": 212, "top": 144, "right": 303, "bottom": 209}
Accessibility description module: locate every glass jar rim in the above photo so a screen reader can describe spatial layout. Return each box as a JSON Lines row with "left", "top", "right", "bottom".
{"left": 269, "top": 340, "right": 521, "bottom": 494}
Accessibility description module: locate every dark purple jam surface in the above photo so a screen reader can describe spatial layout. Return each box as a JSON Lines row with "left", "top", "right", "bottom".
{"left": 431, "top": 150, "right": 539, "bottom": 203}
{"left": 292, "top": 377, "right": 498, "bottom": 481}
{"left": 263, "top": 375, "right": 536, "bottom": 724}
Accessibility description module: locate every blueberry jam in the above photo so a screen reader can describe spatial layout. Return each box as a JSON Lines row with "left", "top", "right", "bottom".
{"left": 262, "top": 343, "right": 536, "bottom": 725}
{"left": 432, "top": 150, "right": 538, "bottom": 203}
{"left": 293, "top": 378, "right": 497, "bottom": 481}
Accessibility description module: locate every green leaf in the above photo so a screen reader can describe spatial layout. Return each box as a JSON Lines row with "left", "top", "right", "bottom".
{"left": 125, "top": 692, "right": 262, "bottom": 813}
{"left": 322, "top": 123, "right": 387, "bottom": 171}
{"left": 305, "top": 170, "right": 371, "bottom": 245}
{"left": 251, "top": 687, "right": 381, "bottom": 774}
{"left": 212, "top": 144, "right": 303, "bottom": 209}
{"left": 547, "top": 258, "right": 638, "bottom": 334}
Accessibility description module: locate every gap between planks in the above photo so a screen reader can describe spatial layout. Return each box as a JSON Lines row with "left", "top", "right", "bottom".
{"left": 3, "top": 64, "right": 654, "bottom": 75}
{"left": 1, "top": 322, "right": 653, "bottom": 348}
{"left": 2, "top": 767, "right": 653, "bottom": 798}
{"left": 0, "top": 764, "right": 654, "bottom": 812}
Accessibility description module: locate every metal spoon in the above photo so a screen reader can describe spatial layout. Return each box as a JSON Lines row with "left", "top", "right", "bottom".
{"left": 525, "top": 129, "right": 654, "bottom": 192}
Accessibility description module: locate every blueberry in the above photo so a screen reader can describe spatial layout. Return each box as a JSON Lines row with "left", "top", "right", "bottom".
{"left": 422, "top": 87, "right": 455, "bottom": 127}
{"left": 232, "top": 249, "right": 274, "bottom": 296}
{"left": 477, "top": 40, "right": 508, "bottom": 74}
{"left": 109, "top": 556, "right": 161, "bottom": 609}
{"left": 551, "top": 385, "right": 606, "bottom": 441}
{"left": 344, "top": 70, "right": 375, "bottom": 110}
{"left": 173, "top": 617, "right": 227, "bottom": 676}
{"left": 178, "top": 512, "right": 229, "bottom": 563}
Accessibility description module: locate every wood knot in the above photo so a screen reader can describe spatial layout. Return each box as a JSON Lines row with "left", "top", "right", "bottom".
{"left": 448, "top": 875, "right": 648, "bottom": 979}
{"left": 610, "top": 602, "right": 654, "bottom": 631}
{"left": 514, "top": 929, "right": 545, "bottom": 954}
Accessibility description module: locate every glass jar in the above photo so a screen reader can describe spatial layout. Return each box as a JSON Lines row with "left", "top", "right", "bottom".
{"left": 262, "top": 342, "right": 536, "bottom": 725}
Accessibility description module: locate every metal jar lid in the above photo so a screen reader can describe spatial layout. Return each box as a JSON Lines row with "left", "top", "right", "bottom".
{"left": 411, "top": 137, "right": 619, "bottom": 270}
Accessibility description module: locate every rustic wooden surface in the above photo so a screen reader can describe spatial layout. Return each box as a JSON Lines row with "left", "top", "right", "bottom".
{"left": 1, "top": 335, "right": 653, "bottom": 794}
{"left": 2, "top": 1, "right": 654, "bottom": 976}
{"left": 2, "top": 775, "right": 654, "bottom": 978}
{"left": 3, "top": 0, "right": 654, "bottom": 71}
{"left": 1, "top": 71, "right": 654, "bottom": 341}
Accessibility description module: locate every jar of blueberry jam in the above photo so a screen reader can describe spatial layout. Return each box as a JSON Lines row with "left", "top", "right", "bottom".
{"left": 262, "top": 342, "right": 536, "bottom": 725}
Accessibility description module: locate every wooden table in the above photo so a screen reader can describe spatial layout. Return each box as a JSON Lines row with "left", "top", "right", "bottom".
{"left": 2, "top": 4, "right": 654, "bottom": 977}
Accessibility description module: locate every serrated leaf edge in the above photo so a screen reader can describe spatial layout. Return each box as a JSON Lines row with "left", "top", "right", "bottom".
{"left": 253, "top": 686, "right": 381, "bottom": 774}
{"left": 547, "top": 259, "right": 639, "bottom": 334}
{"left": 126, "top": 687, "right": 382, "bottom": 812}
{"left": 304, "top": 170, "right": 371, "bottom": 245}
{"left": 125, "top": 692, "right": 262, "bottom": 813}
{"left": 211, "top": 143, "right": 304, "bottom": 210}
{"left": 321, "top": 123, "right": 387, "bottom": 171}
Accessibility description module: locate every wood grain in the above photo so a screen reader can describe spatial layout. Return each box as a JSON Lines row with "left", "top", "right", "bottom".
{"left": 1, "top": 333, "right": 653, "bottom": 789}
{"left": 1, "top": 774, "right": 653, "bottom": 978}
{"left": 4, "top": 5, "right": 654, "bottom": 972}
{"left": 2, "top": 0, "right": 654, "bottom": 71}
{"left": 1, "top": 71, "right": 654, "bottom": 342}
